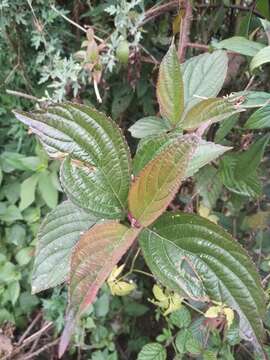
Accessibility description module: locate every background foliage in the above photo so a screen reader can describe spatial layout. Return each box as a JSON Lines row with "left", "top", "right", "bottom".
{"left": 1, "top": 0, "right": 270, "bottom": 359}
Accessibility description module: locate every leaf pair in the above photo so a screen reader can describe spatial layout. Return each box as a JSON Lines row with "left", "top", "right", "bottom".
{"left": 129, "top": 46, "right": 237, "bottom": 137}
{"left": 14, "top": 103, "right": 199, "bottom": 356}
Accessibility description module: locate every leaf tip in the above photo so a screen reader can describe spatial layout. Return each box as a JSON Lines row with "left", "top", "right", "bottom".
{"left": 58, "top": 309, "right": 76, "bottom": 358}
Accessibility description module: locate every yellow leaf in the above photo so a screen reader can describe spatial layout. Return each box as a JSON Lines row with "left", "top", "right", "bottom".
{"left": 107, "top": 264, "right": 125, "bottom": 284}
{"left": 205, "top": 305, "right": 221, "bottom": 318}
{"left": 153, "top": 285, "right": 168, "bottom": 302}
{"left": 224, "top": 307, "right": 234, "bottom": 328}
{"left": 163, "top": 293, "right": 182, "bottom": 316}
{"left": 172, "top": 10, "right": 185, "bottom": 35}
{"left": 198, "top": 205, "right": 218, "bottom": 224}
{"left": 109, "top": 280, "right": 136, "bottom": 296}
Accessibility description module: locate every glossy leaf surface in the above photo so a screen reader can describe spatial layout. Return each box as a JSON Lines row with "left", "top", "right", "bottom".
{"left": 14, "top": 103, "right": 131, "bottom": 219}
{"left": 182, "top": 98, "right": 240, "bottom": 130}
{"left": 133, "top": 134, "right": 230, "bottom": 178}
{"left": 139, "top": 212, "right": 266, "bottom": 348}
{"left": 128, "top": 116, "right": 171, "bottom": 139}
{"left": 32, "top": 201, "right": 96, "bottom": 293}
{"left": 157, "top": 44, "right": 184, "bottom": 126}
{"left": 128, "top": 135, "right": 197, "bottom": 227}
{"left": 181, "top": 51, "right": 228, "bottom": 111}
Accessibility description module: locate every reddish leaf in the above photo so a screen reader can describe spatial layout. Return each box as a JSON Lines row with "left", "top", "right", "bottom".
{"left": 128, "top": 135, "right": 198, "bottom": 227}
{"left": 59, "top": 221, "right": 139, "bottom": 357}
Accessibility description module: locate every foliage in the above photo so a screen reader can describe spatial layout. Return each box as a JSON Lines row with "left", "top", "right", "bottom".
{"left": 2, "top": 1, "right": 270, "bottom": 359}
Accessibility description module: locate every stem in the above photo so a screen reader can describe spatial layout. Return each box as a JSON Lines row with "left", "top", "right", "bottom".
{"left": 51, "top": 5, "right": 104, "bottom": 43}
{"left": 93, "top": 79, "right": 102, "bottom": 103}
{"left": 178, "top": 0, "right": 192, "bottom": 63}
{"left": 182, "top": 299, "right": 205, "bottom": 315}
{"left": 6, "top": 89, "right": 42, "bottom": 102}
{"left": 132, "top": 269, "right": 155, "bottom": 278}
{"left": 142, "top": 2, "right": 262, "bottom": 27}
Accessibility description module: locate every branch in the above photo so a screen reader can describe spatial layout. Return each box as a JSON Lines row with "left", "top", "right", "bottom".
{"left": 141, "top": 2, "right": 262, "bottom": 27}
{"left": 178, "top": 0, "right": 192, "bottom": 63}
{"left": 18, "top": 338, "right": 59, "bottom": 360}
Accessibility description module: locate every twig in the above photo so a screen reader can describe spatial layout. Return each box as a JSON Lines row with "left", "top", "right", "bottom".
{"left": 22, "top": 322, "right": 53, "bottom": 346}
{"left": 262, "top": 272, "right": 270, "bottom": 286}
{"left": 17, "top": 338, "right": 59, "bottom": 360}
{"left": 178, "top": 0, "right": 192, "bottom": 63}
{"left": 141, "top": 2, "right": 262, "bottom": 27}
{"left": 6, "top": 89, "right": 41, "bottom": 102}
{"left": 244, "top": 75, "right": 255, "bottom": 91}
{"left": 186, "top": 42, "right": 209, "bottom": 51}
{"left": 17, "top": 313, "right": 42, "bottom": 346}
{"left": 1, "top": 322, "right": 53, "bottom": 360}
{"left": 51, "top": 5, "right": 104, "bottom": 43}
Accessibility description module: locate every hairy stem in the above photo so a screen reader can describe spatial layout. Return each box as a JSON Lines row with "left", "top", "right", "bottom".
{"left": 178, "top": 0, "right": 192, "bottom": 63}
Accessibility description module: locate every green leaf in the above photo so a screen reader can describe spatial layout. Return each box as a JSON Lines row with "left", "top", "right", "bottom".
{"left": 59, "top": 222, "right": 139, "bottom": 357}
{"left": 15, "top": 247, "right": 33, "bottom": 266}
{"left": 137, "top": 343, "right": 166, "bottom": 360}
{"left": 195, "top": 165, "right": 223, "bottom": 209}
{"left": 233, "top": 91, "right": 270, "bottom": 108}
{"left": 169, "top": 307, "right": 191, "bottom": 328}
{"left": 0, "top": 262, "right": 21, "bottom": 283}
{"left": 185, "top": 336, "right": 202, "bottom": 355}
{"left": 181, "top": 51, "right": 228, "bottom": 111}
{"left": 219, "top": 155, "right": 262, "bottom": 197}
{"left": 186, "top": 140, "right": 231, "bottom": 178}
{"left": 19, "top": 174, "right": 39, "bottom": 211}
{"left": 214, "top": 114, "right": 239, "bottom": 143}
{"left": 32, "top": 201, "right": 96, "bottom": 293}
{"left": 139, "top": 212, "right": 266, "bottom": 350}
{"left": 0, "top": 205, "right": 23, "bottom": 222}
{"left": 182, "top": 98, "right": 240, "bottom": 130}
{"left": 214, "top": 36, "right": 264, "bottom": 56}
{"left": 203, "top": 350, "right": 218, "bottom": 360}
{"left": 250, "top": 46, "right": 270, "bottom": 72}
{"left": 8, "top": 281, "right": 20, "bottom": 306}
{"left": 157, "top": 44, "right": 184, "bottom": 126}
{"left": 175, "top": 328, "right": 192, "bottom": 354}
{"left": 128, "top": 117, "right": 171, "bottom": 139}
{"left": 234, "top": 134, "right": 269, "bottom": 180}
{"left": 245, "top": 104, "right": 270, "bottom": 129}
{"left": 13, "top": 103, "right": 131, "bottom": 219}
{"left": 0, "top": 167, "right": 2, "bottom": 186}
{"left": 38, "top": 171, "right": 58, "bottom": 209}
{"left": 128, "top": 135, "right": 197, "bottom": 227}
{"left": 133, "top": 134, "right": 230, "bottom": 179}
{"left": 1, "top": 152, "right": 42, "bottom": 172}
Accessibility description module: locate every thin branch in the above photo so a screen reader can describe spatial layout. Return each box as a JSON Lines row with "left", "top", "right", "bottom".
{"left": 17, "top": 313, "right": 42, "bottom": 346}
{"left": 17, "top": 338, "right": 59, "bottom": 360}
{"left": 244, "top": 75, "right": 255, "bottom": 91}
{"left": 186, "top": 42, "right": 209, "bottom": 51}
{"left": 21, "top": 322, "right": 53, "bottom": 346}
{"left": 51, "top": 5, "right": 104, "bottom": 43}
{"left": 6, "top": 89, "right": 41, "bottom": 102}
{"left": 141, "top": 2, "right": 262, "bottom": 27}
{"left": 178, "top": 0, "right": 192, "bottom": 63}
